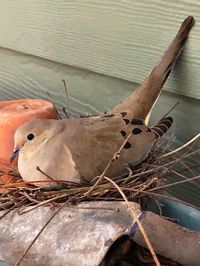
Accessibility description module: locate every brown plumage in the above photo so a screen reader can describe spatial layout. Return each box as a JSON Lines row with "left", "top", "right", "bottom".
{"left": 10, "top": 17, "right": 194, "bottom": 186}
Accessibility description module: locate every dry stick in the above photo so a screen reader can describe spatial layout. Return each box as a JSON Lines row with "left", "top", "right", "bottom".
{"left": 41, "top": 186, "right": 91, "bottom": 196}
{"left": 0, "top": 205, "right": 16, "bottom": 220}
{"left": 18, "top": 191, "right": 40, "bottom": 204}
{"left": 62, "top": 79, "right": 71, "bottom": 118}
{"left": 108, "top": 166, "right": 157, "bottom": 184}
{"left": 161, "top": 149, "right": 200, "bottom": 169}
{"left": 176, "top": 159, "right": 200, "bottom": 189}
{"left": 151, "top": 193, "right": 200, "bottom": 212}
{"left": 179, "top": 159, "right": 198, "bottom": 177}
{"left": 122, "top": 188, "right": 200, "bottom": 212}
{"left": 14, "top": 196, "right": 76, "bottom": 266}
{"left": 170, "top": 168, "right": 200, "bottom": 189}
{"left": 65, "top": 205, "right": 117, "bottom": 211}
{"left": 63, "top": 107, "right": 69, "bottom": 118}
{"left": 0, "top": 198, "right": 27, "bottom": 220}
{"left": 160, "top": 133, "right": 200, "bottom": 158}
{"left": 151, "top": 192, "right": 200, "bottom": 211}
{"left": 46, "top": 91, "right": 62, "bottom": 119}
{"left": 1, "top": 178, "right": 79, "bottom": 189}
{"left": 103, "top": 176, "right": 160, "bottom": 266}
{"left": 131, "top": 178, "right": 158, "bottom": 198}
{"left": 119, "top": 164, "right": 162, "bottom": 186}
{"left": 173, "top": 163, "right": 200, "bottom": 174}
{"left": 18, "top": 192, "right": 77, "bottom": 215}
{"left": 147, "top": 175, "right": 200, "bottom": 192}
{"left": 160, "top": 101, "right": 179, "bottom": 120}
{"left": 160, "top": 156, "right": 200, "bottom": 188}
{"left": 3, "top": 202, "right": 15, "bottom": 209}
{"left": 36, "top": 167, "right": 81, "bottom": 188}
{"left": 41, "top": 184, "right": 111, "bottom": 198}
{"left": 85, "top": 134, "right": 132, "bottom": 196}
{"left": 36, "top": 166, "right": 54, "bottom": 181}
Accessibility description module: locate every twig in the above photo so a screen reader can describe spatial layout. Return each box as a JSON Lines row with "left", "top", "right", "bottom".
{"left": 161, "top": 133, "right": 200, "bottom": 158}
{"left": 147, "top": 175, "right": 200, "bottom": 192}
{"left": 62, "top": 79, "right": 71, "bottom": 118}
{"left": 1, "top": 178, "right": 80, "bottom": 188}
{"left": 36, "top": 166, "right": 54, "bottom": 181}
{"left": 63, "top": 107, "right": 69, "bottom": 118}
{"left": 160, "top": 102, "right": 179, "bottom": 120}
{"left": 85, "top": 134, "right": 132, "bottom": 196}
{"left": 103, "top": 176, "right": 160, "bottom": 266}
{"left": 0, "top": 205, "right": 16, "bottom": 220}
{"left": 178, "top": 159, "right": 199, "bottom": 177}
{"left": 67, "top": 206, "right": 116, "bottom": 211}
{"left": 18, "top": 193, "right": 76, "bottom": 215}
{"left": 170, "top": 168, "right": 200, "bottom": 189}
{"left": 131, "top": 178, "right": 158, "bottom": 197}
{"left": 122, "top": 188, "right": 200, "bottom": 211}
{"left": 46, "top": 91, "right": 62, "bottom": 119}
{"left": 19, "top": 191, "right": 40, "bottom": 204}
{"left": 161, "top": 149, "right": 200, "bottom": 169}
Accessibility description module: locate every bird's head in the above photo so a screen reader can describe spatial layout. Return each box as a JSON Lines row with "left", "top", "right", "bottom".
{"left": 10, "top": 119, "right": 64, "bottom": 162}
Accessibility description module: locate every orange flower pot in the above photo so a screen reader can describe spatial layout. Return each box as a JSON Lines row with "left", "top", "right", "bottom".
{"left": 0, "top": 99, "right": 58, "bottom": 183}
{"left": 0, "top": 174, "right": 17, "bottom": 184}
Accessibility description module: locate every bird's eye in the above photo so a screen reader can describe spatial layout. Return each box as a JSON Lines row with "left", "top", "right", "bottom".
{"left": 27, "top": 133, "right": 35, "bottom": 141}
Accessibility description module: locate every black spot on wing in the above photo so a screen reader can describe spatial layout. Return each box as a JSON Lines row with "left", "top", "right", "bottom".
{"left": 124, "top": 142, "right": 131, "bottom": 149}
{"left": 121, "top": 112, "right": 127, "bottom": 117}
{"left": 132, "top": 128, "right": 142, "bottom": 135}
{"left": 123, "top": 119, "right": 130, "bottom": 125}
{"left": 120, "top": 130, "right": 126, "bottom": 137}
{"left": 131, "top": 119, "right": 144, "bottom": 125}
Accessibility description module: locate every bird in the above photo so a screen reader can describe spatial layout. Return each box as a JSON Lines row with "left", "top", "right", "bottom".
{"left": 10, "top": 16, "right": 194, "bottom": 186}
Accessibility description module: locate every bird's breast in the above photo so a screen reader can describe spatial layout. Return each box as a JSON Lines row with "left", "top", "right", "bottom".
{"left": 18, "top": 142, "right": 81, "bottom": 185}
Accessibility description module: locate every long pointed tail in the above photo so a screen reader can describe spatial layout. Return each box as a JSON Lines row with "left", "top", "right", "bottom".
{"left": 112, "top": 16, "right": 194, "bottom": 120}
{"left": 151, "top": 116, "right": 173, "bottom": 139}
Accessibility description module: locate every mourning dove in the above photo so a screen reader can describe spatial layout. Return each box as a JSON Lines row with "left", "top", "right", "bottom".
{"left": 10, "top": 16, "right": 193, "bottom": 186}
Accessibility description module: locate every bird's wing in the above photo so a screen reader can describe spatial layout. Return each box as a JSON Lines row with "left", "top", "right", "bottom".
{"left": 62, "top": 113, "right": 155, "bottom": 180}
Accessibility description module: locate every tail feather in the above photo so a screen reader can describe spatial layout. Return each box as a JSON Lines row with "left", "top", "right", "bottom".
{"left": 151, "top": 117, "right": 173, "bottom": 139}
{"left": 112, "top": 16, "right": 194, "bottom": 120}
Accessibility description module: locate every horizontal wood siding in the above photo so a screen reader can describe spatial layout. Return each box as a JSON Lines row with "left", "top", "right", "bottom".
{"left": 0, "top": 47, "right": 199, "bottom": 146}
{"left": 0, "top": 1, "right": 199, "bottom": 98}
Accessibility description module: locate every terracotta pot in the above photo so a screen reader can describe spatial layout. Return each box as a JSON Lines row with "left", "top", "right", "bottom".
{"left": 0, "top": 174, "right": 18, "bottom": 184}
{"left": 0, "top": 99, "right": 58, "bottom": 183}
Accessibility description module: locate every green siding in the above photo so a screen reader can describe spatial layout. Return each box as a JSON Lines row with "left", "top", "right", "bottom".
{"left": 0, "top": 1, "right": 199, "bottom": 99}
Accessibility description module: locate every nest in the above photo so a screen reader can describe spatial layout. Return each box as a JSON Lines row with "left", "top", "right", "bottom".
{"left": 0, "top": 133, "right": 199, "bottom": 216}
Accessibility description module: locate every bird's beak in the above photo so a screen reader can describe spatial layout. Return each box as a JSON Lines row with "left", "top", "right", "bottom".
{"left": 10, "top": 146, "right": 21, "bottom": 163}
